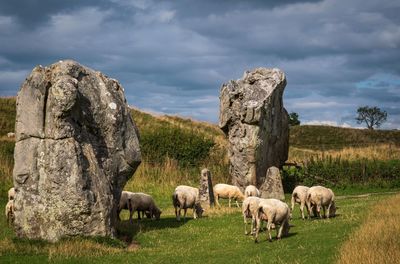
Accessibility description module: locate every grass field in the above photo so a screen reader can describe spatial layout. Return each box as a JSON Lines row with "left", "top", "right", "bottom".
{"left": 0, "top": 191, "right": 397, "bottom": 263}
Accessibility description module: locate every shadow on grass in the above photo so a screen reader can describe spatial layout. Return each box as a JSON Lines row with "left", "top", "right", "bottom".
{"left": 116, "top": 216, "right": 192, "bottom": 243}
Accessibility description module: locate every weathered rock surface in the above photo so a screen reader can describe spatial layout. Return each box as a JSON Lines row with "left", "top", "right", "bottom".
{"left": 199, "top": 168, "right": 215, "bottom": 208}
{"left": 13, "top": 60, "right": 141, "bottom": 242}
{"left": 259, "top": 167, "right": 285, "bottom": 200}
{"left": 219, "top": 68, "right": 289, "bottom": 196}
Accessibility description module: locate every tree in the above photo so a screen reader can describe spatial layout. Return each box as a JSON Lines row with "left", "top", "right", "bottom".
{"left": 355, "top": 106, "right": 387, "bottom": 130}
{"left": 289, "top": 112, "right": 301, "bottom": 126}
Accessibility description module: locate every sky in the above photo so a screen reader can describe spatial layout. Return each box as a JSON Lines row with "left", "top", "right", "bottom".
{"left": 0, "top": 0, "right": 399, "bottom": 129}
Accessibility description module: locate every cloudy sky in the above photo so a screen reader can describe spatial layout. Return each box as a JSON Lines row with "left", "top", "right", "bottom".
{"left": 1, "top": 0, "right": 399, "bottom": 129}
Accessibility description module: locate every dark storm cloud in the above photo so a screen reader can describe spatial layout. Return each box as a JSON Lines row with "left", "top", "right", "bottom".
{"left": 0, "top": 0, "right": 399, "bottom": 127}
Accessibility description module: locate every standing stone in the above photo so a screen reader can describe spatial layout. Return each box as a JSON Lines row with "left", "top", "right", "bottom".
{"left": 13, "top": 60, "right": 141, "bottom": 242}
{"left": 199, "top": 168, "right": 215, "bottom": 208}
{"left": 259, "top": 167, "right": 285, "bottom": 200}
{"left": 219, "top": 68, "right": 289, "bottom": 197}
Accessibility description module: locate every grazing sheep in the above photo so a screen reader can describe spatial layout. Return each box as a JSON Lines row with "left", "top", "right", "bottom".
{"left": 254, "top": 199, "right": 290, "bottom": 243}
{"left": 214, "top": 183, "right": 245, "bottom": 207}
{"left": 306, "top": 186, "right": 336, "bottom": 219}
{"left": 5, "top": 200, "right": 14, "bottom": 225}
{"left": 7, "top": 132, "right": 15, "bottom": 138}
{"left": 172, "top": 185, "right": 204, "bottom": 221}
{"left": 291, "top": 185, "right": 310, "bottom": 220}
{"left": 242, "top": 196, "right": 261, "bottom": 235}
{"left": 118, "top": 191, "right": 161, "bottom": 223}
{"left": 244, "top": 185, "right": 260, "bottom": 198}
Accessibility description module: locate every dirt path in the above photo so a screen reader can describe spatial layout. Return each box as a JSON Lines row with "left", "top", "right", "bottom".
{"left": 336, "top": 191, "right": 400, "bottom": 200}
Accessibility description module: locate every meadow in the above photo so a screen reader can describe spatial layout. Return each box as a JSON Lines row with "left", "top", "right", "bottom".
{"left": 0, "top": 97, "right": 399, "bottom": 263}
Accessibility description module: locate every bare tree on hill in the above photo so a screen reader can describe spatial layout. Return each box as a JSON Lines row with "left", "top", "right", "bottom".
{"left": 356, "top": 106, "right": 387, "bottom": 130}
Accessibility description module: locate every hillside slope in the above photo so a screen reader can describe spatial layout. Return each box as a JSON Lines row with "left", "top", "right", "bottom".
{"left": 1, "top": 97, "right": 399, "bottom": 148}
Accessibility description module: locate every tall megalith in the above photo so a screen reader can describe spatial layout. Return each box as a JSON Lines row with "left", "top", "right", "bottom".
{"left": 13, "top": 60, "right": 141, "bottom": 242}
{"left": 219, "top": 68, "right": 289, "bottom": 197}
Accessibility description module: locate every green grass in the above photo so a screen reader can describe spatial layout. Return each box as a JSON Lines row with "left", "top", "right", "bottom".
{"left": 0, "top": 192, "right": 395, "bottom": 263}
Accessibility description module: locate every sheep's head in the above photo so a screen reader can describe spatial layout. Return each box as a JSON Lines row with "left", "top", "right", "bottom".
{"left": 329, "top": 202, "right": 337, "bottom": 217}
{"left": 195, "top": 203, "right": 204, "bottom": 218}
{"left": 154, "top": 208, "right": 162, "bottom": 220}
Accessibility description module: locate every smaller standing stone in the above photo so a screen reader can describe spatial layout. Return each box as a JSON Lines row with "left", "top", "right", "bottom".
{"left": 199, "top": 168, "right": 215, "bottom": 208}
{"left": 259, "top": 166, "right": 285, "bottom": 200}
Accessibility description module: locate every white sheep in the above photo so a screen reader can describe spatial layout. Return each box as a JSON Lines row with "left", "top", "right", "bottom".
{"left": 118, "top": 191, "right": 161, "bottom": 223}
{"left": 242, "top": 196, "right": 261, "bottom": 235}
{"left": 254, "top": 198, "right": 290, "bottom": 243}
{"left": 8, "top": 187, "right": 15, "bottom": 201}
{"left": 172, "top": 185, "right": 204, "bottom": 221}
{"left": 5, "top": 200, "right": 14, "bottom": 225}
{"left": 244, "top": 185, "right": 260, "bottom": 198}
{"left": 291, "top": 185, "right": 310, "bottom": 220}
{"left": 306, "top": 186, "right": 336, "bottom": 219}
{"left": 213, "top": 183, "right": 245, "bottom": 207}
{"left": 7, "top": 132, "right": 15, "bottom": 138}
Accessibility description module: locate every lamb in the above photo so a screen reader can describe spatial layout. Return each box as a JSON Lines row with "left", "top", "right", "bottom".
{"left": 244, "top": 185, "right": 260, "bottom": 198}
{"left": 291, "top": 185, "right": 310, "bottom": 220}
{"left": 306, "top": 186, "right": 336, "bottom": 219}
{"left": 118, "top": 191, "right": 161, "bottom": 223}
{"left": 5, "top": 200, "right": 14, "bottom": 225}
{"left": 172, "top": 185, "right": 204, "bottom": 221}
{"left": 242, "top": 196, "right": 261, "bottom": 235}
{"left": 254, "top": 199, "right": 290, "bottom": 243}
{"left": 5, "top": 187, "right": 15, "bottom": 225}
{"left": 213, "top": 183, "right": 245, "bottom": 207}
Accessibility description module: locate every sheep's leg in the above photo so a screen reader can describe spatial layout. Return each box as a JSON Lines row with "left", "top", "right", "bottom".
{"left": 235, "top": 199, "right": 240, "bottom": 208}
{"left": 300, "top": 202, "right": 305, "bottom": 220}
{"left": 266, "top": 221, "right": 273, "bottom": 242}
{"left": 183, "top": 208, "right": 187, "bottom": 221}
{"left": 306, "top": 200, "right": 312, "bottom": 219}
{"left": 317, "top": 205, "right": 322, "bottom": 219}
{"left": 322, "top": 206, "right": 327, "bottom": 218}
{"left": 129, "top": 210, "right": 134, "bottom": 224}
{"left": 193, "top": 208, "right": 197, "bottom": 219}
{"left": 174, "top": 206, "right": 178, "bottom": 220}
{"left": 251, "top": 216, "right": 257, "bottom": 235}
{"left": 254, "top": 216, "right": 261, "bottom": 243}
{"left": 243, "top": 213, "right": 249, "bottom": 235}
{"left": 326, "top": 203, "right": 332, "bottom": 218}
{"left": 277, "top": 223, "right": 284, "bottom": 240}
{"left": 228, "top": 197, "right": 231, "bottom": 208}
{"left": 177, "top": 206, "right": 182, "bottom": 221}
{"left": 215, "top": 195, "right": 221, "bottom": 207}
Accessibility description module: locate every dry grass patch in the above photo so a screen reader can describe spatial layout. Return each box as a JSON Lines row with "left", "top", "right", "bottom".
{"left": 289, "top": 144, "right": 400, "bottom": 162}
{"left": 337, "top": 194, "right": 400, "bottom": 264}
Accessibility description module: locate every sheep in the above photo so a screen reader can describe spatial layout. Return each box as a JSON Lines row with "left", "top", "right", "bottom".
{"left": 213, "top": 183, "right": 245, "bottom": 208}
{"left": 242, "top": 196, "right": 261, "bottom": 235}
{"left": 5, "top": 200, "right": 14, "bottom": 225}
{"left": 118, "top": 191, "right": 161, "bottom": 223}
{"left": 290, "top": 185, "right": 310, "bottom": 220}
{"left": 244, "top": 185, "right": 260, "bottom": 198}
{"left": 8, "top": 187, "right": 15, "bottom": 201}
{"left": 7, "top": 132, "right": 15, "bottom": 138}
{"left": 254, "top": 199, "right": 290, "bottom": 243}
{"left": 172, "top": 185, "right": 204, "bottom": 221}
{"left": 306, "top": 186, "right": 336, "bottom": 219}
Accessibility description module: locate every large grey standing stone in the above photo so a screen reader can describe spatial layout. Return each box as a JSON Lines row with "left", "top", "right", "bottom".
{"left": 219, "top": 68, "right": 289, "bottom": 197}
{"left": 13, "top": 60, "right": 141, "bottom": 242}
{"left": 199, "top": 168, "right": 215, "bottom": 208}
{"left": 259, "top": 167, "right": 285, "bottom": 200}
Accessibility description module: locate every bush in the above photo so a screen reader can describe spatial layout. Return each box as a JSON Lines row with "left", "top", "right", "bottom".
{"left": 283, "top": 156, "right": 400, "bottom": 189}
{"left": 140, "top": 125, "right": 215, "bottom": 167}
